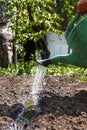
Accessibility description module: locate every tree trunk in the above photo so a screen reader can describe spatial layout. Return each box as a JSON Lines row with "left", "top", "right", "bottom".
{"left": 13, "top": 45, "right": 17, "bottom": 70}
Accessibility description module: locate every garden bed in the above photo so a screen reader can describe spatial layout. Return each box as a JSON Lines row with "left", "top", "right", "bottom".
{"left": 0, "top": 75, "right": 87, "bottom": 130}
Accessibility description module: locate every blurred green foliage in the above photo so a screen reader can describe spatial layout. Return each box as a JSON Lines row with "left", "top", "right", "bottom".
{"left": 0, "top": 62, "right": 87, "bottom": 82}
{"left": 2, "top": 0, "right": 78, "bottom": 45}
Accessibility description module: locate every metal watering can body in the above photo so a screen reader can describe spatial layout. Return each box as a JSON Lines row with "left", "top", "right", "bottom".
{"left": 66, "top": 14, "right": 87, "bottom": 55}
{"left": 65, "top": 14, "right": 87, "bottom": 67}
{"left": 38, "top": 14, "right": 87, "bottom": 68}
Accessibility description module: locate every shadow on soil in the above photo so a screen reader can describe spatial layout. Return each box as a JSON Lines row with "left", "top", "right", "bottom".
{"left": 39, "top": 90, "right": 87, "bottom": 117}
{"left": 0, "top": 103, "right": 24, "bottom": 120}
{"left": 0, "top": 90, "right": 87, "bottom": 122}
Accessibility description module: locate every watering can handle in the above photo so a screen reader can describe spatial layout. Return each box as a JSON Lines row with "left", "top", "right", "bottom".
{"left": 65, "top": 14, "right": 80, "bottom": 39}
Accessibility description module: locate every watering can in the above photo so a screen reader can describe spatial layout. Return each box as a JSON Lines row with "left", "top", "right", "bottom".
{"left": 37, "top": 1, "right": 87, "bottom": 68}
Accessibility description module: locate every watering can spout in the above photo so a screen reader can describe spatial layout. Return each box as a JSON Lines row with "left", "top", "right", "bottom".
{"left": 37, "top": 53, "right": 86, "bottom": 68}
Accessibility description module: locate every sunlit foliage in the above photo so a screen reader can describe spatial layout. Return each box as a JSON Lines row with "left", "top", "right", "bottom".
{"left": 2, "top": 0, "right": 78, "bottom": 44}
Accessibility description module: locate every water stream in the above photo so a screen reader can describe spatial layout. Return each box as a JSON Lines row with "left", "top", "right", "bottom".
{"left": 22, "top": 65, "right": 46, "bottom": 122}
{"left": 31, "top": 66, "right": 46, "bottom": 110}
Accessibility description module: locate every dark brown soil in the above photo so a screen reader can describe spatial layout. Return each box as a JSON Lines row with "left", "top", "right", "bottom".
{"left": 0, "top": 75, "right": 87, "bottom": 130}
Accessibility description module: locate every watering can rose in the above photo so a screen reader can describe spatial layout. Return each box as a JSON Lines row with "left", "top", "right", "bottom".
{"left": 77, "top": 0, "right": 87, "bottom": 14}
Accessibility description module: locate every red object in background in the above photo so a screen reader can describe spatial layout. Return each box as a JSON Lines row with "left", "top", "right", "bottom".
{"left": 77, "top": 0, "right": 87, "bottom": 14}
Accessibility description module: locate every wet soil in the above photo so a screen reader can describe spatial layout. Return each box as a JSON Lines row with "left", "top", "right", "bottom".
{"left": 0, "top": 75, "right": 87, "bottom": 130}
